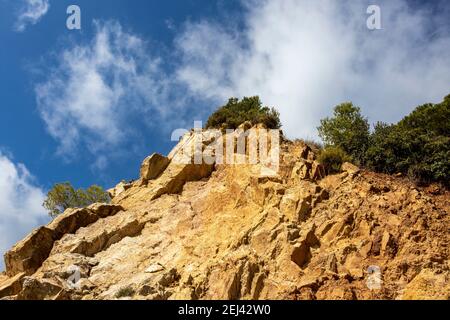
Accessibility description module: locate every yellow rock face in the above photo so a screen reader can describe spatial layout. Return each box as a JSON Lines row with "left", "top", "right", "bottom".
{"left": 0, "top": 129, "right": 449, "bottom": 300}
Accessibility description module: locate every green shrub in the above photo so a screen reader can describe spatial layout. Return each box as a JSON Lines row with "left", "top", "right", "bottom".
{"left": 115, "top": 286, "right": 135, "bottom": 298}
{"left": 43, "top": 182, "right": 110, "bottom": 217}
{"left": 205, "top": 96, "right": 282, "bottom": 130}
{"left": 318, "top": 146, "right": 352, "bottom": 174}
{"left": 318, "top": 102, "right": 370, "bottom": 165}
{"left": 317, "top": 95, "right": 449, "bottom": 186}
{"left": 365, "top": 122, "right": 403, "bottom": 174}
{"left": 365, "top": 95, "right": 450, "bottom": 186}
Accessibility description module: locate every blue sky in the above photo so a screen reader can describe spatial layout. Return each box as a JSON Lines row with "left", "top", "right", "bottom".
{"left": 0, "top": 0, "right": 449, "bottom": 270}
{"left": 0, "top": 0, "right": 242, "bottom": 189}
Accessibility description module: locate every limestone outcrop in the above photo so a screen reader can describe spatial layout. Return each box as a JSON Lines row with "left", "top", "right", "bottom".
{"left": 4, "top": 204, "right": 123, "bottom": 277}
{"left": 0, "top": 127, "right": 448, "bottom": 300}
{"left": 140, "top": 153, "right": 170, "bottom": 183}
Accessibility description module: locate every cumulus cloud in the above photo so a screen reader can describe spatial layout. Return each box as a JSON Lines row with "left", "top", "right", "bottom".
{"left": 0, "top": 152, "right": 48, "bottom": 271}
{"left": 15, "top": 0, "right": 50, "bottom": 32}
{"left": 175, "top": 0, "right": 450, "bottom": 139}
{"left": 36, "top": 21, "right": 180, "bottom": 160}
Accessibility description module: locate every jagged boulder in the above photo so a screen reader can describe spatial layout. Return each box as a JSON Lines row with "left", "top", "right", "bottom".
{"left": 16, "top": 277, "right": 66, "bottom": 300}
{"left": 3, "top": 204, "right": 123, "bottom": 278}
{"left": 291, "top": 225, "right": 320, "bottom": 268}
{"left": 140, "top": 153, "right": 170, "bottom": 182}
{"left": 4, "top": 227, "right": 54, "bottom": 277}
{"left": 107, "top": 181, "right": 132, "bottom": 198}
{"left": 47, "top": 208, "right": 97, "bottom": 239}
{"left": 0, "top": 272, "right": 25, "bottom": 298}
{"left": 341, "top": 162, "right": 360, "bottom": 174}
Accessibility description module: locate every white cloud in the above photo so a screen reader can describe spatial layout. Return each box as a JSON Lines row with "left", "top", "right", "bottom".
{"left": 15, "top": 0, "right": 50, "bottom": 32}
{"left": 175, "top": 0, "right": 450, "bottom": 139}
{"left": 0, "top": 152, "right": 48, "bottom": 271}
{"left": 35, "top": 1, "right": 450, "bottom": 163}
{"left": 36, "top": 21, "right": 179, "bottom": 159}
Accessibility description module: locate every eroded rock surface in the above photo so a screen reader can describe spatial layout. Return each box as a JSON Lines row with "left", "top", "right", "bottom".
{"left": 1, "top": 128, "right": 448, "bottom": 300}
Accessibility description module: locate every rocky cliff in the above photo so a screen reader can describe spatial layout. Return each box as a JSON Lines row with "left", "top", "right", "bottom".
{"left": 1, "top": 127, "right": 449, "bottom": 300}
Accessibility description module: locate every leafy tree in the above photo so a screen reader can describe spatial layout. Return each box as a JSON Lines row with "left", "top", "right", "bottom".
{"left": 366, "top": 95, "right": 450, "bottom": 186}
{"left": 43, "top": 182, "right": 110, "bottom": 217}
{"left": 318, "top": 103, "right": 370, "bottom": 164}
{"left": 83, "top": 185, "right": 111, "bottom": 206}
{"left": 205, "top": 96, "right": 282, "bottom": 130}
{"left": 317, "top": 95, "right": 449, "bottom": 186}
{"left": 365, "top": 122, "right": 402, "bottom": 173}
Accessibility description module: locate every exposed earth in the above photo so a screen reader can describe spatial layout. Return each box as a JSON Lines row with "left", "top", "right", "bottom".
{"left": 1, "top": 126, "right": 449, "bottom": 300}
